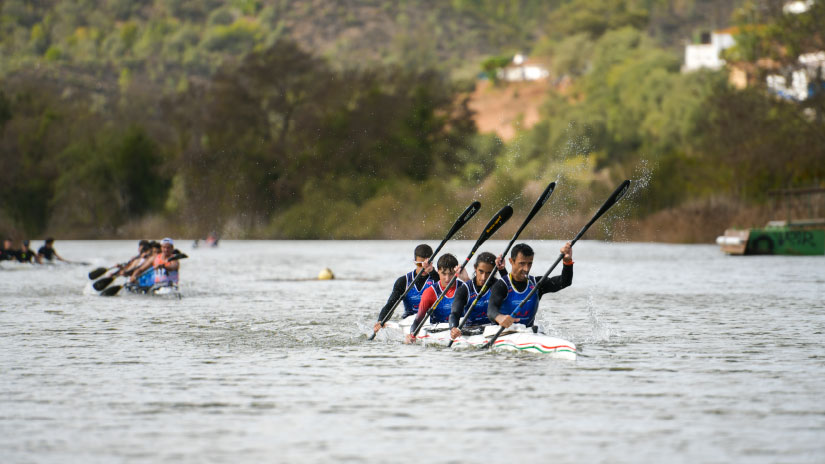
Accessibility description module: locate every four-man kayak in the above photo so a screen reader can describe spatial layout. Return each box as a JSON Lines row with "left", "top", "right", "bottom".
{"left": 383, "top": 315, "right": 577, "bottom": 359}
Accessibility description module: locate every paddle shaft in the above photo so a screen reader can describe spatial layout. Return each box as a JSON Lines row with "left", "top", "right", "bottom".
{"left": 411, "top": 258, "right": 471, "bottom": 337}
{"left": 411, "top": 205, "right": 513, "bottom": 337}
{"left": 368, "top": 201, "right": 481, "bottom": 341}
{"left": 485, "top": 180, "right": 631, "bottom": 349}
{"left": 448, "top": 182, "right": 557, "bottom": 346}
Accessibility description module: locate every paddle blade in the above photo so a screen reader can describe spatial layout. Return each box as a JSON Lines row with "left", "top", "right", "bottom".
{"left": 444, "top": 201, "right": 481, "bottom": 243}
{"left": 593, "top": 180, "right": 631, "bottom": 223}
{"left": 474, "top": 205, "right": 513, "bottom": 249}
{"left": 523, "top": 181, "right": 556, "bottom": 227}
{"left": 573, "top": 179, "right": 631, "bottom": 243}
{"left": 93, "top": 276, "right": 115, "bottom": 291}
{"left": 100, "top": 285, "right": 122, "bottom": 297}
{"left": 88, "top": 267, "right": 107, "bottom": 280}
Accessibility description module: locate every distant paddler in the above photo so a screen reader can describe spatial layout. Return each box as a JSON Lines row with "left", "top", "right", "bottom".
{"left": 18, "top": 240, "right": 42, "bottom": 264}
{"left": 1, "top": 238, "right": 18, "bottom": 261}
{"left": 405, "top": 253, "right": 469, "bottom": 343}
{"left": 129, "top": 238, "right": 180, "bottom": 287}
{"left": 373, "top": 244, "right": 438, "bottom": 336}
{"left": 37, "top": 238, "right": 68, "bottom": 263}
{"left": 448, "top": 251, "right": 505, "bottom": 340}
{"left": 487, "top": 242, "right": 573, "bottom": 330}
{"left": 122, "top": 241, "right": 159, "bottom": 282}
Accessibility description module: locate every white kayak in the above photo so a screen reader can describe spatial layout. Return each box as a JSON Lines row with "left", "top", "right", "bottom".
{"left": 124, "top": 283, "right": 182, "bottom": 299}
{"left": 383, "top": 315, "right": 577, "bottom": 360}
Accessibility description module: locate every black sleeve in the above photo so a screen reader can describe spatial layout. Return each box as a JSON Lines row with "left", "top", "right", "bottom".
{"left": 449, "top": 284, "right": 469, "bottom": 328}
{"left": 536, "top": 263, "right": 573, "bottom": 296}
{"left": 486, "top": 280, "right": 510, "bottom": 324}
{"left": 376, "top": 276, "right": 407, "bottom": 322}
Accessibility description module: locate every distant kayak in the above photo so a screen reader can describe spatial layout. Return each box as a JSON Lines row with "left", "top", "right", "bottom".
{"left": 91, "top": 282, "right": 182, "bottom": 299}
{"left": 124, "top": 283, "right": 182, "bottom": 299}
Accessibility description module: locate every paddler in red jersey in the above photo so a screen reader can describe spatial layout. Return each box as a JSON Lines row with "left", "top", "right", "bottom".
{"left": 405, "top": 253, "right": 468, "bottom": 343}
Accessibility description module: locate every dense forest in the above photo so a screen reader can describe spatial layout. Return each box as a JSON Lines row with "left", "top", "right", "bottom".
{"left": 1, "top": 0, "right": 823, "bottom": 241}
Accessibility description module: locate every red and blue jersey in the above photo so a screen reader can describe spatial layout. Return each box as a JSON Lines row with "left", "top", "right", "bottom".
{"left": 428, "top": 281, "right": 457, "bottom": 324}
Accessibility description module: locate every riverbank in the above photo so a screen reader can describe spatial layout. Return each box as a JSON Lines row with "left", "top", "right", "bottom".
{"left": 2, "top": 196, "right": 777, "bottom": 244}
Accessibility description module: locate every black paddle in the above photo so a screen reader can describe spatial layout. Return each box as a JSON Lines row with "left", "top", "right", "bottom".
{"left": 96, "top": 253, "right": 188, "bottom": 293}
{"left": 89, "top": 252, "right": 143, "bottom": 279}
{"left": 484, "top": 179, "right": 631, "bottom": 350}
{"left": 447, "top": 181, "right": 556, "bottom": 347}
{"left": 100, "top": 284, "right": 123, "bottom": 297}
{"left": 369, "top": 201, "right": 482, "bottom": 341}
{"left": 92, "top": 267, "right": 137, "bottom": 291}
{"left": 89, "top": 266, "right": 117, "bottom": 280}
{"left": 411, "top": 205, "right": 514, "bottom": 338}
{"left": 93, "top": 274, "right": 119, "bottom": 291}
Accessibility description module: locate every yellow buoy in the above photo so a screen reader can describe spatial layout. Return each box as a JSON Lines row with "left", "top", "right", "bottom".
{"left": 318, "top": 268, "right": 335, "bottom": 280}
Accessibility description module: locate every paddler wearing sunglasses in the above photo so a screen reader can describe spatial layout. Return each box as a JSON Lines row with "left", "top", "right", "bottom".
{"left": 373, "top": 244, "right": 439, "bottom": 335}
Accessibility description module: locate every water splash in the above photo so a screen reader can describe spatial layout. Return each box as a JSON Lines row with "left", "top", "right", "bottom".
{"left": 600, "top": 157, "right": 655, "bottom": 240}
{"left": 584, "top": 294, "right": 615, "bottom": 343}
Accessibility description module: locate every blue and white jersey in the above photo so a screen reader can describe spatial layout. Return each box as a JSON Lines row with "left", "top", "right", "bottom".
{"left": 401, "top": 271, "right": 432, "bottom": 318}
{"left": 461, "top": 279, "right": 493, "bottom": 326}
{"left": 137, "top": 268, "right": 155, "bottom": 288}
{"left": 498, "top": 274, "right": 540, "bottom": 327}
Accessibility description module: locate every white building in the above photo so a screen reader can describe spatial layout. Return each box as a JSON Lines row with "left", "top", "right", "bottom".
{"left": 783, "top": 0, "right": 813, "bottom": 14}
{"left": 683, "top": 30, "right": 736, "bottom": 72}
{"left": 498, "top": 54, "right": 550, "bottom": 82}
{"left": 766, "top": 52, "right": 825, "bottom": 101}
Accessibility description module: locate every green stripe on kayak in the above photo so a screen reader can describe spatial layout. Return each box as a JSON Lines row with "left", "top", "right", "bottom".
{"left": 492, "top": 341, "right": 576, "bottom": 354}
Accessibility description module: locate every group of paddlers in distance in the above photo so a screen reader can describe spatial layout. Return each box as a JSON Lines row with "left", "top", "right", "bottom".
{"left": 369, "top": 179, "right": 631, "bottom": 349}
{"left": 87, "top": 238, "right": 186, "bottom": 297}
{"left": 0, "top": 237, "right": 83, "bottom": 265}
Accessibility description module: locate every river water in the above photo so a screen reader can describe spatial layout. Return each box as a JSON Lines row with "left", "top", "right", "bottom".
{"left": 1, "top": 240, "right": 823, "bottom": 463}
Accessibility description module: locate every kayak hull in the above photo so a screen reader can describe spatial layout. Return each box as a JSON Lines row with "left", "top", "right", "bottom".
{"left": 124, "top": 283, "right": 182, "bottom": 299}
{"left": 383, "top": 316, "right": 576, "bottom": 359}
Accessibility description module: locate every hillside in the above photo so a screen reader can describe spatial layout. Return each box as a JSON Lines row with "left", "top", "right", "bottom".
{"left": 468, "top": 79, "right": 555, "bottom": 141}
{"left": 2, "top": 0, "right": 822, "bottom": 243}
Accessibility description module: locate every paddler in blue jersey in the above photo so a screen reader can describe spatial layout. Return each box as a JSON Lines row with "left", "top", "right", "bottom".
{"left": 405, "top": 253, "right": 469, "bottom": 343}
{"left": 448, "top": 251, "right": 506, "bottom": 340}
{"left": 486, "top": 242, "right": 573, "bottom": 329}
{"left": 373, "top": 244, "right": 438, "bottom": 335}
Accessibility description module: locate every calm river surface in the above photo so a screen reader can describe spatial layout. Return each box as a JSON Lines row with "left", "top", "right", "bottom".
{"left": 1, "top": 240, "right": 823, "bottom": 463}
